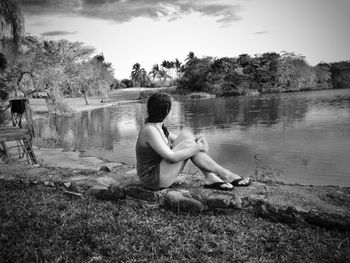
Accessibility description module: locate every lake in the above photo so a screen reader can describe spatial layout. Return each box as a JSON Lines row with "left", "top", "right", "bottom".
{"left": 33, "top": 89, "right": 350, "bottom": 186}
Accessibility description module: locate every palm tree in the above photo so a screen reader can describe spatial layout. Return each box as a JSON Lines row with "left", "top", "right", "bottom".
{"left": 161, "top": 60, "right": 174, "bottom": 79}
{"left": 158, "top": 68, "right": 171, "bottom": 82}
{"left": 131, "top": 63, "right": 147, "bottom": 87}
{"left": 185, "top": 51, "right": 197, "bottom": 65}
{"left": 0, "top": 0, "right": 24, "bottom": 50}
{"left": 149, "top": 64, "right": 160, "bottom": 81}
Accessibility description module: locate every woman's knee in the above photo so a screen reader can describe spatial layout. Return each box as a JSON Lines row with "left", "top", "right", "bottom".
{"left": 180, "top": 127, "right": 194, "bottom": 139}
{"left": 173, "top": 127, "right": 195, "bottom": 147}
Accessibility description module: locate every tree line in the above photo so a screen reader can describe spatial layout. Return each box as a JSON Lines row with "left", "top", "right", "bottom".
{"left": 175, "top": 51, "right": 350, "bottom": 96}
{"left": 1, "top": 36, "right": 114, "bottom": 107}
{"left": 128, "top": 51, "right": 350, "bottom": 96}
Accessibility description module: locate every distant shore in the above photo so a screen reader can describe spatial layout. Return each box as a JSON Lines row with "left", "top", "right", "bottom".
{"left": 29, "top": 86, "right": 177, "bottom": 118}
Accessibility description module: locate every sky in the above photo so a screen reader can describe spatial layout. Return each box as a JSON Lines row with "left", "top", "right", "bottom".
{"left": 18, "top": 0, "right": 350, "bottom": 79}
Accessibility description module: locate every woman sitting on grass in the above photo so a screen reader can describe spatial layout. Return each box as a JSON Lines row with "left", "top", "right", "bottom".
{"left": 135, "top": 92, "right": 251, "bottom": 191}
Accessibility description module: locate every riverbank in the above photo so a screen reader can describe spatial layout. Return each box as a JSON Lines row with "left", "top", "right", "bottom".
{"left": 1, "top": 179, "right": 348, "bottom": 262}
{"left": 29, "top": 87, "right": 177, "bottom": 118}
{"left": 1, "top": 147, "right": 350, "bottom": 262}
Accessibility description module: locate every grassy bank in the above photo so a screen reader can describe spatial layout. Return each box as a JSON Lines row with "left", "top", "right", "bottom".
{"left": 0, "top": 180, "right": 349, "bottom": 262}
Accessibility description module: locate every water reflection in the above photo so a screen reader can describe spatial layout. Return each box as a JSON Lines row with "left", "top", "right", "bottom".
{"left": 34, "top": 89, "right": 350, "bottom": 186}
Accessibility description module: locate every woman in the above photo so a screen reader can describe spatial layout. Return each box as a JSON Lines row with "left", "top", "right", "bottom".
{"left": 135, "top": 92, "right": 251, "bottom": 190}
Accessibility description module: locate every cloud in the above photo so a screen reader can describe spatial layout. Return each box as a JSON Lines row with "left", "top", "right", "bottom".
{"left": 254, "top": 31, "right": 269, "bottom": 35}
{"left": 19, "top": 0, "right": 244, "bottom": 24}
{"left": 41, "top": 31, "right": 78, "bottom": 37}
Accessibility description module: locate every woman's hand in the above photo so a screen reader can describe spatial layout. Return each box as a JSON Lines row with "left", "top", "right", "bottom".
{"left": 197, "top": 136, "right": 209, "bottom": 152}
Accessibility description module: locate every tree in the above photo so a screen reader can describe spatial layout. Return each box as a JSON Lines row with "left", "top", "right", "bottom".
{"left": 314, "top": 63, "right": 331, "bottom": 89}
{"left": 0, "top": 0, "right": 24, "bottom": 50}
{"left": 131, "top": 63, "right": 149, "bottom": 87}
{"left": 185, "top": 51, "right": 197, "bottom": 65}
{"left": 276, "top": 52, "right": 317, "bottom": 91}
{"left": 329, "top": 61, "right": 350, "bottom": 89}
{"left": 177, "top": 56, "right": 213, "bottom": 92}
{"left": 174, "top": 58, "right": 182, "bottom": 77}
{"left": 149, "top": 64, "right": 161, "bottom": 81}
{"left": 254, "top": 52, "right": 280, "bottom": 92}
{"left": 161, "top": 60, "right": 175, "bottom": 79}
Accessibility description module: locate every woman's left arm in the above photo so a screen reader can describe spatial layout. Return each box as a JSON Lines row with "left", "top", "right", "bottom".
{"left": 168, "top": 131, "right": 177, "bottom": 143}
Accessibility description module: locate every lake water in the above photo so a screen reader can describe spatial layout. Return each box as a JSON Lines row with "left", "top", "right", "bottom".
{"left": 33, "top": 89, "right": 350, "bottom": 186}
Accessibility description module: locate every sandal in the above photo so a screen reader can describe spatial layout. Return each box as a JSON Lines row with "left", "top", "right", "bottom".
{"left": 204, "top": 182, "right": 233, "bottom": 191}
{"left": 230, "top": 177, "right": 252, "bottom": 187}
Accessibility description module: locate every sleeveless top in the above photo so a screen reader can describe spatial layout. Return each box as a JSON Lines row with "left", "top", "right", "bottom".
{"left": 135, "top": 124, "right": 171, "bottom": 190}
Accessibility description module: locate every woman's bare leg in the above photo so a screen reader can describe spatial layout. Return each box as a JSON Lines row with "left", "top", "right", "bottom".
{"left": 158, "top": 128, "right": 225, "bottom": 188}
{"left": 190, "top": 152, "right": 242, "bottom": 182}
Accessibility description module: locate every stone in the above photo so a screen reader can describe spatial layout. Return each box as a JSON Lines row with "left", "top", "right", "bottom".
{"left": 205, "top": 192, "right": 242, "bottom": 210}
{"left": 63, "top": 182, "right": 71, "bottom": 189}
{"left": 77, "top": 169, "right": 97, "bottom": 175}
{"left": 26, "top": 167, "right": 50, "bottom": 177}
{"left": 126, "top": 169, "right": 137, "bottom": 175}
{"left": 63, "top": 190, "right": 83, "bottom": 198}
{"left": 100, "top": 162, "right": 123, "bottom": 172}
{"left": 86, "top": 184, "right": 125, "bottom": 201}
{"left": 124, "top": 184, "right": 159, "bottom": 202}
{"left": 95, "top": 176, "right": 117, "bottom": 186}
{"left": 163, "top": 190, "right": 206, "bottom": 213}
{"left": 99, "top": 165, "right": 111, "bottom": 172}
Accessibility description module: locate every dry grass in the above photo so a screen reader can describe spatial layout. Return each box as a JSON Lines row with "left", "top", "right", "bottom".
{"left": 0, "top": 180, "right": 349, "bottom": 263}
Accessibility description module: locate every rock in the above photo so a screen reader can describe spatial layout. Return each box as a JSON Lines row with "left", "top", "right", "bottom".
{"left": 88, "top": 255, "right": 102, "bottom": 262}
{"left": 26, "top": 167, "right": 50, "bottom": 177}
{"left": 95, "top": 176, "right": 117, "bottom": 186}
{"left": 124, "top": 184, "right": 160, "bottom": 202}
{"left": 77, "top": 169, "right": 97, "bottom": 175}
{"left": 99, "top": 165, "right": 111, "bottom": 172}
{"left": 63, "top": 190, "right": 84, "bottom": 198}
{"left": 99, "top": 162, "right": 123, "bottom": 172}
{"left": 205, "top": 191, "right": 242, "bottom": 209}
{"left": 30, "top": 180, "right": 38, "bottom": 185}
{"left": 304, "top": 211, "right": 350, "bottom": 231}
{"left": 163, "top": 190, "right": 206, "bottom": 213}
{"left": 63, "top": 182, "right": 71, "bottom": 189}
{"left": 86, "top": 184, "right": 125, "bottom": 201}
{"left": 43, "top": 181, "right": 54, "bottom": 187}
{"left": 126, "top": 169, "right": 137, "bottom": 175}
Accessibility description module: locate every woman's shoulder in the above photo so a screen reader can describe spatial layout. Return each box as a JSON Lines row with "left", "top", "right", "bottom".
{"left": 139, "top": 124, "right": 158, "bottom": 139}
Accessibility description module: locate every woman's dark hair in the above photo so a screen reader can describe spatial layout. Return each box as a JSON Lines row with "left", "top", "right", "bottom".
{"left": 145, "top": 92, "right": 171, "bottom": 137}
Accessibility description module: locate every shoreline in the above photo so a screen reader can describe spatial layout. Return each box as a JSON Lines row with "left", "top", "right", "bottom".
{"left": 29, "top": 86, "right": 177, "bottom": 117}
{"left": 1, "top": 145, "right": 350, "bottom": 232}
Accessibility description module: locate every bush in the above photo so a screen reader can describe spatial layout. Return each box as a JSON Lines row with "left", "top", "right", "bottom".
{"left": 121, "top": 79, "right": 133, "bottom": 88}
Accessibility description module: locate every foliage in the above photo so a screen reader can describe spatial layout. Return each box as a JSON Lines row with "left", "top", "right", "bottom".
{"left": 175, "top": 51, "right": 343, "bottom": 96}
{"left": 0, "top": 0, "right": 24, "bottom": 50}
{"left": 121, "top": 78, "right": 133, "bottom": 88}
{"left": 0, "top": 36, "right": 115, "bottom": 110}
{"left": 177, "top": 56, "right": 213, "bottom": 92}
{"left": 329, "top": 61, "right": 350, "bottom": 89}
{"left": 110, "top": 79, "right": 126, "bottom": 89}
{"left": 130, "top": 63, "right": 150, "bottom": 87}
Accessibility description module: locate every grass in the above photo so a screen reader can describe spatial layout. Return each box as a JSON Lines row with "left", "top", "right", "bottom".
{"left": 0, "top": 180, "right": 349, "bottom": 263}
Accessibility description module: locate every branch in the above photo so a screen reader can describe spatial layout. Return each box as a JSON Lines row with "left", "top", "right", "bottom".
{"left": 17, "top": 71, "right": 35, "bottom": 96}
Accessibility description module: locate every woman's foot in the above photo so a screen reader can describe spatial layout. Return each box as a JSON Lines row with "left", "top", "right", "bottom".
{"left": 203, "top": 172, "right": 233, "bottom": 190}
{"left": 230, "top": 177, "right": 252, "bottom": 187}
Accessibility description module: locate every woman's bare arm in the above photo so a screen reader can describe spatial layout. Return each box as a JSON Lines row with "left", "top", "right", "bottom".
{"left": 143, "top": 126, "right": 202, "bottom": 163}
{"left": 168, "top": 131, "right": 177, "bottom": 143}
